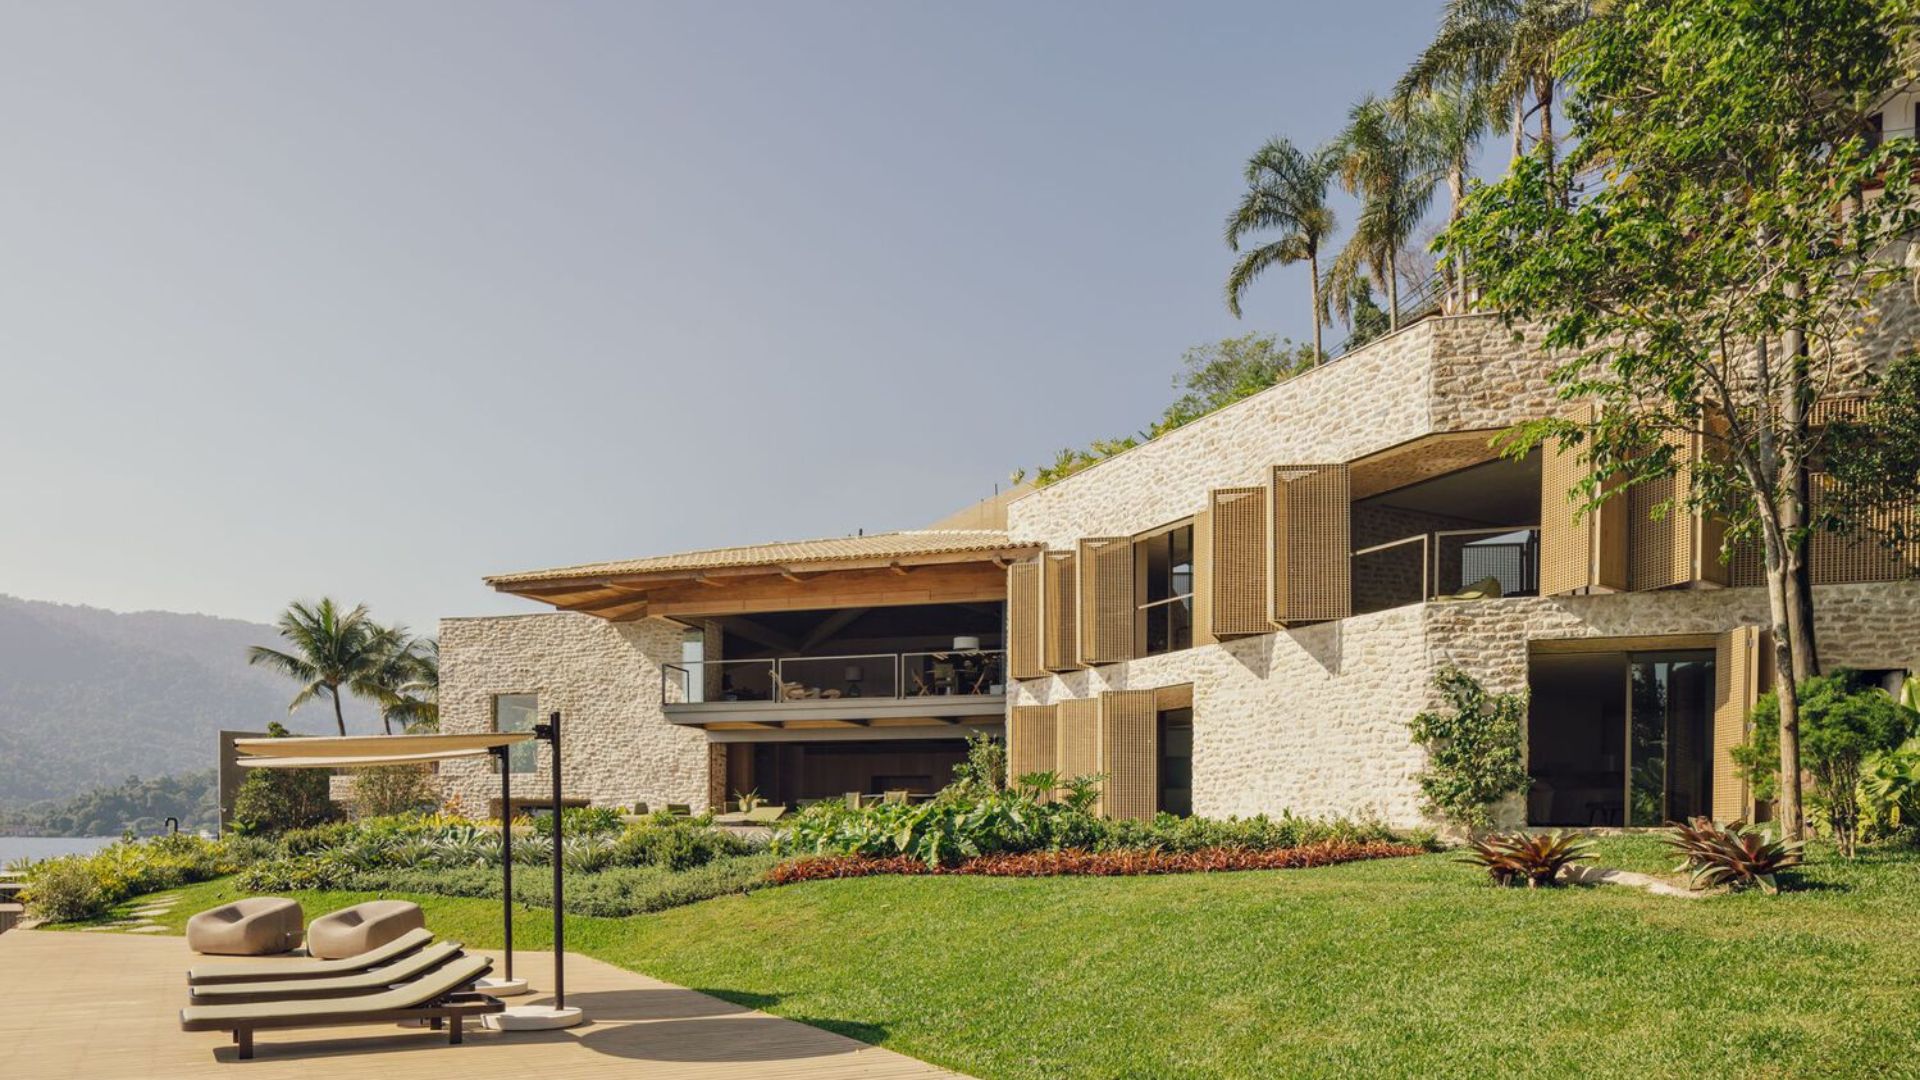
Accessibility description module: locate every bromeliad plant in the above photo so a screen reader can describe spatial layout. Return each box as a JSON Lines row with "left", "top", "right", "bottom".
{"left": 1664, "top": 818, "right": 1803, "bottom": 895}
{"left": 1459, "top": 830, "right": 1593, "bottom": 888}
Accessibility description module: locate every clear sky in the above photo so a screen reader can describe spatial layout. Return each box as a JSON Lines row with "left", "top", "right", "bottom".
{"left": 0, "top": 1, "right": 1467, "bottom": 632}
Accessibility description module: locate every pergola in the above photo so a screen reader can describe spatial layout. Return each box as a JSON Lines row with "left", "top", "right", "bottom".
{"left": 236, "top": 718, "right": 582, "bottom": 1030}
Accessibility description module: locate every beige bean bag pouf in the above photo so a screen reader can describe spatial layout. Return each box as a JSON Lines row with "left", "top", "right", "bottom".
{"left": 185, "top": 897, "right": 304, "bottom": 956}
{"left": 305, "top": 900, "right": 426, "bottom": 961}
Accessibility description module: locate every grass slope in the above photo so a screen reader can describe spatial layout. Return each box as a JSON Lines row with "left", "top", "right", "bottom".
{"left": 74, "top": 839, "right": 1920, "bottom": 1078}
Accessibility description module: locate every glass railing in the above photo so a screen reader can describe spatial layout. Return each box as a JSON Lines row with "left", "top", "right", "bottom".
{"left": 663, "top": 649, "right": 1007, "bottom": 705}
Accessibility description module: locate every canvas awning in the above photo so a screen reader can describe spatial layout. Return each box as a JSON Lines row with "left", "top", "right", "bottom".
{"left": 233, "top": 732, "right": 534, "bottom": 761}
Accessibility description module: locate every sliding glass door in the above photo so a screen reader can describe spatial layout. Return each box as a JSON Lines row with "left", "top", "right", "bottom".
{"left": 1626, "top": 651, "right": 1715, "bottom": 827}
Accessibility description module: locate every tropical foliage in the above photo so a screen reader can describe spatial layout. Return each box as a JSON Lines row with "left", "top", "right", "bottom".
{"left": 1734, "top": 671, "right": 1916, "bottom": 856}
{"left": 228, "top": 721, "right": 339, "bottom": 834}
{"left": 1663, "top": 817, "right": 1804, "bottom": 895}
{"left": 1458, "top": 830, "right": 1592, "bottom": 887}
{"left": 1225, "top": 136, "right": 1338, "bottom": 357}
{"left": 1406, "top": 667, "right": 1530, "bottom": 830}
{"left": 767, "top": 840, "right": 1423, "bottom": 884}
{"left": 14, "top": 832, "right": 257, "bottom": 922}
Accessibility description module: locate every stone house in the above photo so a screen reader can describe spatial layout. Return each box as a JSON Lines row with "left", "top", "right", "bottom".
{"left": 442, "top": 310, "right": 1920, "bottom": 829}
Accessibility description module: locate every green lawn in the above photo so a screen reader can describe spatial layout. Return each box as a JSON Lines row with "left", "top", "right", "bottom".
{"left": 70, "top": 839, "right": 1920, "bottom": 1078}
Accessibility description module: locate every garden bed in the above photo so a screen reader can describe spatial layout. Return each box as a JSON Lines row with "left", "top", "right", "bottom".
{"left": 767, "top": 840, "right": 1423, "bottom": 884}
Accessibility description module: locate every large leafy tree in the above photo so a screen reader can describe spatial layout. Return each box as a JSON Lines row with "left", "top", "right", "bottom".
{"left": 1224, "top": 137, "right": 1339, "bottom": 360}
{"left": 247, "top": 598, "right": 384, "bottom": 736}
{"left": 1442, "top": 0, "right": 1920, "bottom": 840}
{"left": 1329, "top": 96, "right": 1438, "bottom": 332}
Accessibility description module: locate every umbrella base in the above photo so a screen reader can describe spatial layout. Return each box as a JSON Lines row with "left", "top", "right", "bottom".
{"left": 476, "top": 976, "right": 530, "bottom": 997}
{"left": 484, "top": 1005, "right": 584, "bottom": 1031}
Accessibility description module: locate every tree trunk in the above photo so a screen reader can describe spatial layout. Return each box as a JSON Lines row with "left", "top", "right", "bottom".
{"left": 1386, "top": 248, "right": 1400, "bottom": 332}
{"left": 1447, "top": 165, "right": 1466, "bottom": 313}
{"left": 1753, "top": 333, "right": 1805, "bottom": 841}
{"left": 1511, "top": 96, "right": 1525, "bottom": 162}
{"left": 1308, "top": 248, "right": 1323, "bottom": 363}
{"left": 1782, "top": 302, "right": 1819, "bottom": 680}
{"left": 1538, "top": 75, "right": 1556, "bottom": 185}
{"left": 1762, "top": 527, "right": 1808, "bottom": 843}
{"left": 331, "top": 688, "right": 347, "bottom": 737}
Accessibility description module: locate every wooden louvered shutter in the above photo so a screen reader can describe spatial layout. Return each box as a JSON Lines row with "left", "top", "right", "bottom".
{"left": 1055, "top": 698, "right": 1102, "bottom": 799}
{"left": 1539, "top": 403, "right": 1629, "bottom": 596}
{"left": 1268, "top": 464, "right": 1351, "bottom": 625}
{"left": 1208, "top": 486, "right": 1271, "bottom": 637}
{"left": 1630, "top": 429, "right": 1724, "bottom": 591}
{"left": 1077, "top": 537, "right": 1134, "bottom": 664}
{"left": 1008, "top": 704, "right": 1058, "bottom": 793}
{"left": 1712, "top": 625, "right": 1770, "bottom": 823}
{"left": 1099, "top": 689, "right": 1159, "bottom": 821}
{"left": 1808, "top": 473, "right": 1920, "bottom": 584}
{"left": 1190, "top": 508, "right": 1218, "bottom": 646}
{"left": 1041, "top": 551, "right": 1083, "bottom": 672}
{"left": 1007, "top": 559, "right": 1045, "bottom": 679}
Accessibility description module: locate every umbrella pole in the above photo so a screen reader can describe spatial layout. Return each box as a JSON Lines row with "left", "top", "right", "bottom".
{"left": 547, "top": 711, "right": 565, "bottom": 1011}
{"left": 499, "top": 745, "right": 513, "bottom": 985}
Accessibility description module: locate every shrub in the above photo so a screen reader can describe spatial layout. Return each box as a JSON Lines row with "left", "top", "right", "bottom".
{"left": 1860, "top": 737, "right": 1920, "bottom": 841}
{"left": 1407, "top": 667, "right": 1531, "bottom": 831}
{"left": 774, "top": 775, "right": 1106, "bottom": 866}
{"left": 1459, "top": 831, "right": 1593, "bottom": 888}
{"left": 348, "top": 765, "right": 440, "bottom": 819}
{"left": 229, "top": 723, "right": 339, "bottom": 834}
{"left": 1664, "top": 818, "right": 1804, "bottom": 895}
{"left": 764, "top": 840, "right": 1423, "bottom": 885}
{"left": 945, "top": 732, "right": 1009, "bottom": 798}
{"left": 1735, "top": 670, "right": 1915, "bottom": 856}
{"left": 21, "top": 834, "right": 247, "bottom": 921}
{"left": 532, "top": 805, "right": 624, "bottom": 838}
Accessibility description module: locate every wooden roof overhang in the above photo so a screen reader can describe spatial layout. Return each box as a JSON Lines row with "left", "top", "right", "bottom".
{"left": 1349, "top": 429, "right": 1510, "bottom": 500}
{"left": 493, "top": 546, "right": 1037, "bottom": 621}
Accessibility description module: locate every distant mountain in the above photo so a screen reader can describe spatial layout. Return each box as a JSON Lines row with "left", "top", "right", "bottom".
{"left": 0, "top": 595, "right": 381, "bottom": 807}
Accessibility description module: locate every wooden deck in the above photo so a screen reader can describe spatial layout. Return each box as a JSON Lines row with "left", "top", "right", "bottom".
{"left": 0, "top": 930, "right": 966, "bottom": 1078}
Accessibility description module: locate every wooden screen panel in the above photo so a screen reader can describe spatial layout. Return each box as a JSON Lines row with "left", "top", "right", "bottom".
{"left": 1100, "top": 689, "right": 1159, "bottom": 821}
{"left": 1712, "top": 626, "right": 1769, "bottom": 823}
{"left": 1268, "top": 464, "right": 1352, "bottom": 625}
{"left": 1208, "top": 487, "right": 1270, "bottom": 636}
{"left": 1007, "top": 559, "right": 1046, "bottom": 680}
{"left": 1008, "top": 705, "right": 1058, "bottom": 790}
{"left": 1630, "top": 430, "right": 1716, "bottom": 591}
{"left": 1054, "top": 698, "right": 1102, "bottom": 798}
{"left": 1190, "top": 509, "right": 1218, "bottom": 646}
{"left": 1041, "top": 551, "right": 1083, "bottom": 672}
{"left": 1077, "top": 537, "right": 1135, "bottom": 664}
{"left": 1808, "top": 474, "right": 1920, "bottom": 584}
{"left": 1539, "top": 403, "right": 1629, "bottom": 596}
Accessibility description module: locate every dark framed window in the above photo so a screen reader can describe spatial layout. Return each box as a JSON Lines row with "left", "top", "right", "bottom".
{"left": 1158, "top": 707, "right": 1193, "bottom": 817}
{"left": 492, "top": 693, "right": 539, "bottom": 773}
{"left": 1135, "top": 523, "right": 1194, "bottom": 656}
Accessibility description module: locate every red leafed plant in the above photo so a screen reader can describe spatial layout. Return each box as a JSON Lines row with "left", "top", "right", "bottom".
{"left": 765, "top": 840, "right": 1423, "bottom": 885}
{"left": 1663, "top": 817, "right": 1803, "bottom": 895}
{"left": 1458, "top": 830, "right": 1594, "bottom": 888}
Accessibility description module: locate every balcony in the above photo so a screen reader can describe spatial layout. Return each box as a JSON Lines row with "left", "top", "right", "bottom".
{"left": 1351, "top": 526, "right": 1541, "bottom": 616}
{"left": 662, "top": 648, "right": 1008, "bottom": 733}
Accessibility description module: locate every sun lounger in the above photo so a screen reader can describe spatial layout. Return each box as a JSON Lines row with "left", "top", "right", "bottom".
{"left": 187, "top": 941, "right": 464, "bottom": 1004}
{"left": 179, "top": 954, "right": 503, "bottom": 1060}
{"left": 186, "top": 926, "right": 434, "bottom": 986}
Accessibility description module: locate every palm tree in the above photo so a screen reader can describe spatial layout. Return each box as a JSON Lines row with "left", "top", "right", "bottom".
{"left": 247, "top": 599, "right": 383, "bottom": 736}
{"left": 1329, "top": 96, "right": 1439, "bottom": 332}
{"left": 1398, "top": 0, "right": 1591, "bottom": 177}
{"left": 1396, "top": 79, "right": 1492, "bottom": 312}
{"left": 1225, "top": 137, "right": 1339, "bottom": 361}
{"left": 353, "top": 627, "right": 439, "bottom": 735}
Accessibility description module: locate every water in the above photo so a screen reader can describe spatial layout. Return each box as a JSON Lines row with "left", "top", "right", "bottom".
{"left": 0, "top": 836, "right": 117, "bottom": 866}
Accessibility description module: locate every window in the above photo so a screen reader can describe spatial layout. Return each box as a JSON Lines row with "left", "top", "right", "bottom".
{"left": 1158, "top": 707, "right": 1193, "bottom": 817}
{"left": 492, "top": 694, "right": 539, "bottom": 773}
{"left": 681, "top": 628, "right": 705, "bottom": 704}
{"left": 1135, "top": 523, "right": 1194, "bottom": 656}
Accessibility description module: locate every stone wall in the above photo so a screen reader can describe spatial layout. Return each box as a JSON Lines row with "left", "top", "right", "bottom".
{"left": 1012, "top": 582, "right": 1920, "bottom": 829}
{"left": 1012, "top": 604, "right": 1434, "bottom": 826}
{"left": 436, "top": 612, "right": 712, "bottom": 815}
